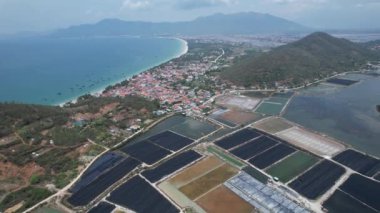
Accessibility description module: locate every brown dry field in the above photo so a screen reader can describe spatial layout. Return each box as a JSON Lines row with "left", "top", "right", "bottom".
{"left": 4, "top": 201, "right": 24, "bottom": 213}
{"left": 179, "top": 164, "right": 238, "bottom": 200}
{"left": 0, "top": 161, "right": 44, "bottom": 184}
{"left": 0, "top": 135, "right": 18, "bottom": 145}
{"left": 215, "top": 95, "right": 260, "bottom": 111}
{"left": 169, "top": 156, "right": 223, "bottom": 188}
{"left": 221, "top": 110, "right": 262, "bottom": 125}
{"left": 196, "top": 185, "right": 255, "bottom": 213}
{"left": 72, "top": 102, "right": 119, "bottom": 121}
{"left": 0, "top": 161, "right": 45, "bottom": 198}
{"left": 253, "top": 117, "right": 293, "bottom": 134}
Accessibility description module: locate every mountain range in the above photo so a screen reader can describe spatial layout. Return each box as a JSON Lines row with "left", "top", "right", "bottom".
{"left": 221, "top": 32, "right": 380, "bottom": 87}
{"left": 51, "top": 12, "right": 309, "bottom": 37}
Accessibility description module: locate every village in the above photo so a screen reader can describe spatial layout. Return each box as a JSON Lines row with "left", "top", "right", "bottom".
{"left": 101, "top": 40, "right": 247, "bottom": 116}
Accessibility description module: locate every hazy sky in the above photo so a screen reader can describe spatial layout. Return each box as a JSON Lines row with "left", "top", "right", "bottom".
{"left": 0, "top": 0, "right": 380, "bottom": 34}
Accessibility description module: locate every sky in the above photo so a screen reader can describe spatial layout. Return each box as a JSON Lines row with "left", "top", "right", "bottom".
{"left": 0, "top": 0, "right": 380, "bottom": 34}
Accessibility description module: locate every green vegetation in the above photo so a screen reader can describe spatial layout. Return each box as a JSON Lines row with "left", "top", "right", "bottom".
{"left": 0, "top": 39, "right": 248, "bottom": 210}
{"left": 362, "top": 40, "right": 380, "bottom": 51}
{"left": 222, "top": 32, "right": 380, "bottom": 87}
{"left": 255, "top": 97, "right": 289, "bottom": 116}
{"left": 0, "top": 186, "right": 52, "bottom": 212}
{"left": 86, "top": 144, "right": 105, "bottom": 156}
{"left": 266, "top": 151, "right": 319, "bottom": 183}
{"left": 68, "top": 95, "right": 159, "bottom": 113}
{"left": 255, "top": 103, "right": 284, "bottom": 115}
{"left": 0, "top": 94, "right": 158, "bottom": 151}
{"left": 0, "top": 103, "right": 68, "bottom": 138}
{"left": 0, "top": 94, "right": 159, "bottom": 210}
{"left": 34, "top": 207, "right": 63, "bottom": 213}
{"left": 50, "top": 127, "right": 86, "bottom": 146}
{"left": 208, "top": 146, "right": 246, "bottom": 168}
{"left": 0, "top": 139, "right": 22, "bottom": 149}
{"left": 242, "top": 91, "right": 273, "bottom": 98}
{"left": 68, "top": 95, "right": 159, "bottom": 147}
{"left": 35, "top": 148, "right": 79, "bottom": 174}
{"left": 53, "top": 170, "right": 78, "bottom": 189}
{"left": 2, "top": 144, "right": 41, "bottom": 165}
{"left": 180, "top": 41, "right": 231, "bottom": 62}
{"left": 29, "top": 174, "right": 42, "bottom": 185}
{"left": 242, "top": 166, "right": 269, "bottom": 184}
{"left": 33, "top": 147, "right": 81, "bottom": 189}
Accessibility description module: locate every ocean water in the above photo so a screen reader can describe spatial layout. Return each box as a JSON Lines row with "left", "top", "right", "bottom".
{"left": 0, "top": 36, "right": 186, "bottom": 105}
{"left": 284, "top": 74, "right": 380, "bottom": 158}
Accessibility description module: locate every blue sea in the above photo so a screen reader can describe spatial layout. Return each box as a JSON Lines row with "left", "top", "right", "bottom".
{"left": 0, "top": 36, "right": 186, "bottom": 105}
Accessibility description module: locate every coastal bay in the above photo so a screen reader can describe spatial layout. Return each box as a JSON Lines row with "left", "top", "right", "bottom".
{"left": 0, "top": 36, "right": 187, "bottom": 105}
{"left": 284, "top": 74, "right": 380, "bottom": 157}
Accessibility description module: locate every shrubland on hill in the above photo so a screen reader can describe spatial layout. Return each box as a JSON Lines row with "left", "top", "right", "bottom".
{"left": 221, "top": 32, "right": 380, "bottom": 87}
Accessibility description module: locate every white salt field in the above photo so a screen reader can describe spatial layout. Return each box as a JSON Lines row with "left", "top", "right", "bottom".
{"left": 284, "top": 73, "right": 380, "bottom": 158}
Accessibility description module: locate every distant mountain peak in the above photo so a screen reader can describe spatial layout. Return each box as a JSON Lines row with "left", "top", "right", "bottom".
{"left": 301, "top": 31, "right": 340, "bottom": 41}
{"left": 291, "top": 31, "right": 353, "bottom": 50}
{"left": 51, "top": 11, "right": 310, "bottom": 37}
{"left": 97, "top": 18, "right": 125, "bottom": 24}
{"left": 306, "top": 31, "right": 331, "bottom": 37}
{"left": 195, "top": 11, "right": 266, "bottom": 19}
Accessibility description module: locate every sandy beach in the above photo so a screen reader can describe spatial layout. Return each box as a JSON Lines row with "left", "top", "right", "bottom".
{"left": 58, "top": 38, "right": 188, "bottom": 107}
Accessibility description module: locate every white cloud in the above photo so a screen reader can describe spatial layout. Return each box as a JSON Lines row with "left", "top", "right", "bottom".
{"left": 270, "top": 0, "right": 327, "bottom": 4}
{"left": 177, "top": 0, "right": 237, "bottom": 10}
{"left": 0, "top": 0, "right": 380, "bottom": 34}
{"left": 121, "top": 0, "right": 150, "bottom": 10}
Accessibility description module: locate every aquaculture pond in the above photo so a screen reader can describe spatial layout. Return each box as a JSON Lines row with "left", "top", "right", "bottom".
{"left": 266, "top": 151, "right": 319, "bottom": 183}
{"left": 128, "top": 115, "right": 217, "bottom": 144}
{"left": 284, "top": 74, "right": 380, "bottom": 158}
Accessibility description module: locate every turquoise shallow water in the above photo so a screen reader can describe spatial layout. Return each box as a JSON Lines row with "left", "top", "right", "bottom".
{"left": 0, "top": 36, "right": 185, "bottom": 105}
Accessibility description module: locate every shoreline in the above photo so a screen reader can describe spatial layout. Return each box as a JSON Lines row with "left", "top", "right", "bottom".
{"left": 57, "top": 37, "right": 188, "bottom": 107}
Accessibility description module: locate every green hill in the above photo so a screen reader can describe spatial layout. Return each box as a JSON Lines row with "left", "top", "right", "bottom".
{"left": 221, "top": 32, "right": 379, "bottom": 87}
